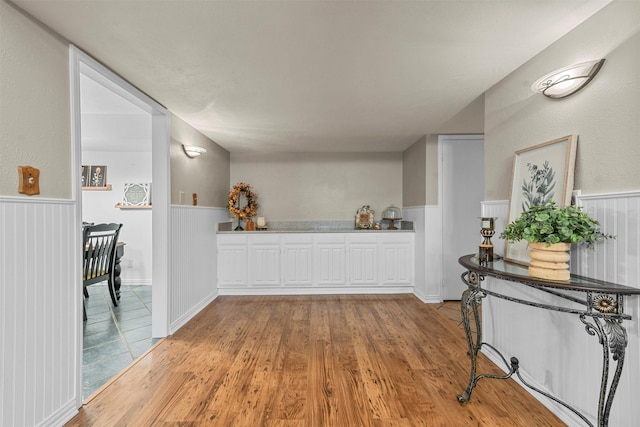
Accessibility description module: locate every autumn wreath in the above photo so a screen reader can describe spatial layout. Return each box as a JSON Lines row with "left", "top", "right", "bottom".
{"left": 228, "top": 182, "right": 258, "bottom": 219}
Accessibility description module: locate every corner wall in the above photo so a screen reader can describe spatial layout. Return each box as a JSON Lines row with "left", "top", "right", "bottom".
{"left": 171, "top": 113, "right": 230, "bottom": 208}
{"left": 402, "top": 135, "right": 427, "bottom": 207}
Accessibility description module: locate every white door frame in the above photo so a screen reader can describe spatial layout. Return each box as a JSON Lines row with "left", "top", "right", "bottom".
{"left": 69, "top": 46, "right": 171, "bottom": 407}
{"left": 438, "top": 134, "right": 484, "bottom": 300}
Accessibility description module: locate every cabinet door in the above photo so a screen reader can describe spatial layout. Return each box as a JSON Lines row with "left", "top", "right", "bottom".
{"left": 315, "top": 235, "right": 347, "bottom": 286}
{"left": 380, "top": 234, "right": 414, "bottom": 285}
{"left": 249, "top": 236, "right": 281, "bottom": 286}
{"left": 348, "top": 235, "right": 379, "bottom": 285}
{"left": 217, "top": 236, "right": 248, "bottom": 287}
{"left": 282, "top": 235, "right": 314, "bottom": 286}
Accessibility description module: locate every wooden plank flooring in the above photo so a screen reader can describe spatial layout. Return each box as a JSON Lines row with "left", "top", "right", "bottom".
{"left": 67, "top": 295, "right": 565, "bottom": 426}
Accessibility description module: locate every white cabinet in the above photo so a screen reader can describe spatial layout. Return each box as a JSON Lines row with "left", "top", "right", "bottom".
{"left": 217, "top": 235, "right": 248, "bottom": 288}
{"left": 217, "top": 232, "right": 414, "bottom": 294}
{"left": 380, "top": 234, "right": 414, "bottom": 285}
{"left": 249, "top": 235, "right": 281, "bottom": 287}
{"left": 282, "top": 235, "right": 314, "bottom": 286}
{"left": 348, "top": 234, "right": 379, "bottom": 285}
{"left": 315, "top": 235, "right": 347, "bottom": 286}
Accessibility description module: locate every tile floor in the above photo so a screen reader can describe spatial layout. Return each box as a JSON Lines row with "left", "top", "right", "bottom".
{"left": 83, "top": 284, "right": 155, "bottom": 399}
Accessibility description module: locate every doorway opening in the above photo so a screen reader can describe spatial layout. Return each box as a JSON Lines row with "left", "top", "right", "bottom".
{"left": 79, "top": 71, "right": 154, "bottom": 398}
{"left": 70, "top": 46, "right": 171, "bottom": 405}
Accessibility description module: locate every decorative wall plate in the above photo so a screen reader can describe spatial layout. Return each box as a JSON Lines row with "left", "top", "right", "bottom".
{"left": 123, "top": 183, "right": 151, "bottom": 206}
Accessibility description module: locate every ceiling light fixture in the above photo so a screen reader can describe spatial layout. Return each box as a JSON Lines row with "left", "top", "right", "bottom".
{"left": 531, "top": 58, "right": 605, "bottom": 99}
{"left": 182, "top": 144, "right": 207, "bottom": 158}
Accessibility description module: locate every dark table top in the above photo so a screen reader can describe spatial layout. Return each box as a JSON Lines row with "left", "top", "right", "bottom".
{"left": 459, "top": 254, "right": 640, "bottom": 295}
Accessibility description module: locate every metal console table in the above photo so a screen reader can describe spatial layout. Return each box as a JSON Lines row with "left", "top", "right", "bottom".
{"left": 457, "top": 254, "right": 639, "bottom": 427}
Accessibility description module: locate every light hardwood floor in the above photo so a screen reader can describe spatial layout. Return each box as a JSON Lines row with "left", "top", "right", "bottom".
{"left": 67, "top": 295, "right": 564, "bottom": 426}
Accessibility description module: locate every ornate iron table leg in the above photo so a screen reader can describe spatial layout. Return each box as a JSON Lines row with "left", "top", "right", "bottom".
{"left": 457, "top": 271, "right": 484, "bottom": 402}
{"left": 580, "top": 314, "right": 628, "bottom": 427}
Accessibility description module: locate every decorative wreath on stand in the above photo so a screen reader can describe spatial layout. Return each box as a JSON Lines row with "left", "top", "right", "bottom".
{"left": 228, "top": 182, "right": 259, "bottom": 219}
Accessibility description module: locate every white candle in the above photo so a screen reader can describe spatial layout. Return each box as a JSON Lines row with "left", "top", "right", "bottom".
{"left": 257, "top": 217, "right": 266, "bottom": 227}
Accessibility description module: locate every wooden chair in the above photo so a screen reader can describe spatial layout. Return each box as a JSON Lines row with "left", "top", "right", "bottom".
{"left": 82, "top": 223, "right": 123, "bottom": 320}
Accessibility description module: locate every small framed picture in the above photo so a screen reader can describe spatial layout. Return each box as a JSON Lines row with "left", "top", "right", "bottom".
{"left": 123, "top": 183, "right": 151, "bottom": 206}
{"left": 89, "top": 165, "right": 107, "bottom": 187}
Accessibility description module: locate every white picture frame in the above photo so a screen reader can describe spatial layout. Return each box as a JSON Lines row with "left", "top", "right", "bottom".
{"left": 123, "top": 182, "right": 151, "bottom": 206}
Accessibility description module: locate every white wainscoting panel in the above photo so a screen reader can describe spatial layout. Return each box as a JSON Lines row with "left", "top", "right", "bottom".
{"left": 403, "top": 206, "right": 425, "bottom": 301}
{"left": 480, "top": 200, "right": 509, "bottom": 259}
{"left": 480, "top": 193, "right": 640, "bottom": 426}
{"left": 1, "top": 198, "right": 80, "bottom": 427}
{"left": 169, "top": 206, "right": 228, "bottom": 334}
{"left": 403, "top": 205, "right": 442, "bottom": 302}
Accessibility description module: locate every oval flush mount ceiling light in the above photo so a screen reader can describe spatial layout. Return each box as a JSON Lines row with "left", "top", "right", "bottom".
{"left": 182, "top": 144, "right": 207, "bottom": 158}
{"left": 531, "top": 58, "right": 605, "bottom": 99}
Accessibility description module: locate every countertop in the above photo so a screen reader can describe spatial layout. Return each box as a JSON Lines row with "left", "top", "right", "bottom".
{"left": 217, "top": 220, "right": 414, "bottom": 233}
{"left": 217, "top": 228, "right": 414, "bottom": 234}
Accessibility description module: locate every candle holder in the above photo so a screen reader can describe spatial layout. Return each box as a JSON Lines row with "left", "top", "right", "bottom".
{"left": 479, "top": 217, "right": 498, "bottom": 263}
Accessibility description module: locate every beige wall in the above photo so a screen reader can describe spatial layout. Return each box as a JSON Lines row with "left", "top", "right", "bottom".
{"left": 231, "top": 152, "right": 402, "bottom": 221}
{"left": 436, "top": 94, "right": 485, "bottom": 135}
{"left": 0, "top": 1, "right": 71, "bottom": 198}
{"left": 485, "top": 1, "right": 640, "bottom": 201}
{"left": 170, "top": 113, "right": 230, "bottom": 207}
{"left": 402, "top": 135, "right": 427, "bottom": 207}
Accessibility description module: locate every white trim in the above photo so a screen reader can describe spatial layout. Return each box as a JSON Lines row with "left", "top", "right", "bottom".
{"left": 577, "top": 190, "right": 640, "bottom": 200}
{"left": 219, "top": 287, "right": 415, "bottom": 296}
{"left": 35, "top": 398, "right": 78, "bottom": 427}
{"left": 418, "top": 296, "right": 443, "bottom": 304}
{"left": 480, "top": 199, "right": 510, "bottom": 206}
{"left": 68, "top": 45, "right": 84, "bottom": 413}
{"left": 151, "top": 111, "right": 171, "bottom": 339}
{"left": 0, "top": 197, "right": 76, "bottom": 205}
{"left": 169, "top": 292, "right": 219, "bottom": 334}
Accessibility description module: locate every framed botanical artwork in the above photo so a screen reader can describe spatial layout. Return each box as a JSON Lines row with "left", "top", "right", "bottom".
{"left": 89, "top": 165, "right": 107, "bottom": 187}
{"left": 81, "top": 165, "right": 90, "bottom": 187}
{"left": 504, "top": 135, "right": 577, "bottom": 265}
{"left": 123, "top": 182, "right": 151, "bottom": 206}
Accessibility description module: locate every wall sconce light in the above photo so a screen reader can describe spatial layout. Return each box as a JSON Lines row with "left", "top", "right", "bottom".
{"left": 182, "top": 144, "right": 207, "bottom": 158}
{"left": 531, "top": 58, "right": 605, "bottom": 99}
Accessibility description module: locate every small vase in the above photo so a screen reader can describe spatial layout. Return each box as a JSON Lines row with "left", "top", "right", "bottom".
{"left": 527, "top": 242, "right": 571, "bottom": 281}
{"left": 246, "top": 218, "right": 255, "bottom": 231}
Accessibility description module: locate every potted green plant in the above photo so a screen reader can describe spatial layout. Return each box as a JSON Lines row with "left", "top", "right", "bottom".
{"left": 500, "top": 201, "right": 614, "bottom": 280}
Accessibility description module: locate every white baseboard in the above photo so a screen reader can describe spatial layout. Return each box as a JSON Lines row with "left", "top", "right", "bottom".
{"left": 169, "top": 291, "right": 219, "bottom": 334}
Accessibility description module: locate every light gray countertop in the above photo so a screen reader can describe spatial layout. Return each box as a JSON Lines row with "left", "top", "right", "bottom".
{"left": 217, "top": 220, "right": 414, "bottom": 233}
{"left": 217, "top": 228, "right": 414, "bottom": 234}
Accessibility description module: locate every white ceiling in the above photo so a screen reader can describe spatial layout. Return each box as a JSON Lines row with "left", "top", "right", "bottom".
{"left": 13, "top": 0, "right": 610, "bottom": 153}
{"left": 80, "top": 73, "right": 153, "bottom": 152}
